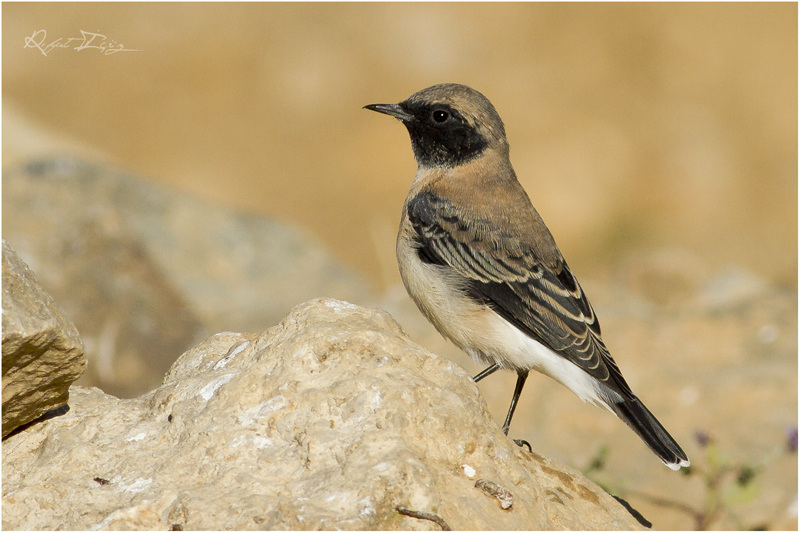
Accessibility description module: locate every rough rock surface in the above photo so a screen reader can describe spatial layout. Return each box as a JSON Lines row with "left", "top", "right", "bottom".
{"left": 382, "top": 251, "right": 798, "bottom": 530}
{"left": 2, "top": 239, "right": 86, "bottom": 438}
{"left": 2, "top": 157, "right": 372, "bottom": 397}
{"left": 2, "top": 299, "right": 641, "bottom": 530}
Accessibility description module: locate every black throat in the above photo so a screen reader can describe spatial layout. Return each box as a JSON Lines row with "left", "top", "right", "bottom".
{"left": 400, "top": 102, "right": 489, "bottom": 167}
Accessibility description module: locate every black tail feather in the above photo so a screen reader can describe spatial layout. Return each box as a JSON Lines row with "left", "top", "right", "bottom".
{"left": 609, "top": 397, "right": 690, "bottom": 470}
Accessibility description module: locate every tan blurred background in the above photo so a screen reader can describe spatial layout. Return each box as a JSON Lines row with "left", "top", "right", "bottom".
{"left": 3, "top": 2, "right": 796, "bottom": 291}
{"left": 3, "top": 3, "right": 797, "bottom": 531}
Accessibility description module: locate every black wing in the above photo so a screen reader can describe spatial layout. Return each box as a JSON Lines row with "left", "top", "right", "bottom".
{"left": 407, "top": 190, "right": 635, "bottom": 400}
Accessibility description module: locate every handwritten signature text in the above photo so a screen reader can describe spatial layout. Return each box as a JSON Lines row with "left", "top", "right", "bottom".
{"left": 24, "top": 30, "right": 142, "bottom": 57}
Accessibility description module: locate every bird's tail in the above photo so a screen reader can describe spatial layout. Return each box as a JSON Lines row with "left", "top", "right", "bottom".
{"left": 608, "top": 396, "right": 690, "bottom": 470}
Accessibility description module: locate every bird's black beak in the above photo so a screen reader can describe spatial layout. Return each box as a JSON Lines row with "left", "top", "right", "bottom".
{"left": 363, "top": 103, "right": 413, "bottom": 122}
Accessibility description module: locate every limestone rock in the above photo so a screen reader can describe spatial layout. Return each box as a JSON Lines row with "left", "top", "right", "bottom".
{"left": 2, "top": 239, "right": 86, "bottom": 438}
{"left": 382, "top": 251, "right": 798, "bottom": 530}
{"left": 2, "top": 299, "right": 641, "bottom": 530}
{"left": 2, "top": 157, "right": 372, "bottom": 397}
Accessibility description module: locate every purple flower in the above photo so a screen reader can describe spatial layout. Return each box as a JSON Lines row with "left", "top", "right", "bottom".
{"left": 786, "top": 426, "right": 798, "bottom": 453}
{"left": 694, "top": 430, "right": 712, "bottom": 449}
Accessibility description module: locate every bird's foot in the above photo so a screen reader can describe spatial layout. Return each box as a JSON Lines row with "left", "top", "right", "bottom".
{"left": 513, "top": 439, "right": 532, "bottom": 452}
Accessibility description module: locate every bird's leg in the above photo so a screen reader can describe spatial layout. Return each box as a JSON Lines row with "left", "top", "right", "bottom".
{"left": 472, "top": 363, "right": 501, "bottom": 383}
{"left": 502, "top": 370, "right": 532, "bottom": 451}
{"left": 474, "top": 365, "right": 532, "bottom": 451}
{"left": 501, "top": 370, "right": 528, "bottom": 434}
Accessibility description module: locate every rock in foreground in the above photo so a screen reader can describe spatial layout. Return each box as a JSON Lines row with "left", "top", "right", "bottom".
{"left": 2, "top": 239, "right": 86, "bottom": 438}
{"left": 2, "top": 299, "right": 642, "bottom": 530}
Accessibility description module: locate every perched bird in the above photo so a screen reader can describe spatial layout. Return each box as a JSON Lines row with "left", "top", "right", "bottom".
{"left": 364, "top": 83, "right": 690, "bottom": 470}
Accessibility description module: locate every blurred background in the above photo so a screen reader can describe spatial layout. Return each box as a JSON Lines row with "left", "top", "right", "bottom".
{"left": 3, "top": 3, "right": 796, "bottom": 530}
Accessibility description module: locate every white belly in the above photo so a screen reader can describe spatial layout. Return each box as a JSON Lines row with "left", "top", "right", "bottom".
{"left": 396, "top": 230, "right": 615, "bottom": 409}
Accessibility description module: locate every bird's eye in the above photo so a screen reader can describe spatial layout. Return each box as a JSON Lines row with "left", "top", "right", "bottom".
{"left": 432, "top": 109, "right": 450, "bottom": 123}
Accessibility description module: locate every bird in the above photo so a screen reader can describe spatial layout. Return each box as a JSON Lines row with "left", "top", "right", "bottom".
{"left": 364, "top": 83, "right": 690, "bottom": 470}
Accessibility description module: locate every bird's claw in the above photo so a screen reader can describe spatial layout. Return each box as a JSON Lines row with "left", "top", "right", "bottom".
{"left": 513, "top": 439, "right": 532, "bottom": 452}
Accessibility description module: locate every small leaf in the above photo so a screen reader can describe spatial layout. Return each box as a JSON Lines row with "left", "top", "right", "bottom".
{"left": 725, "top": 476, "right": 761, "bottom": 505}
{"left": 588, "top": 445, "right": 609, "bottom": 472}
{"left": 736, "top": 465, "right": 758, "bottom": 487}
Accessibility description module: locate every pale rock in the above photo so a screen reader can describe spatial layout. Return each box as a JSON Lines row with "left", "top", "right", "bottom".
{"left": 2, "top": 239, "right": 86, "bottom": 438}
{"left": 2, "top": 157, "right": 371, "bottom": 397}
{"left": 2, "top": 298, "right": 642, "bottom": 530}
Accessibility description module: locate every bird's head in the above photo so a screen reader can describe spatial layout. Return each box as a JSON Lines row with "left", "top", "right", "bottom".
{"left": 365, "top": 83, "right": 509, "bottom": 169}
